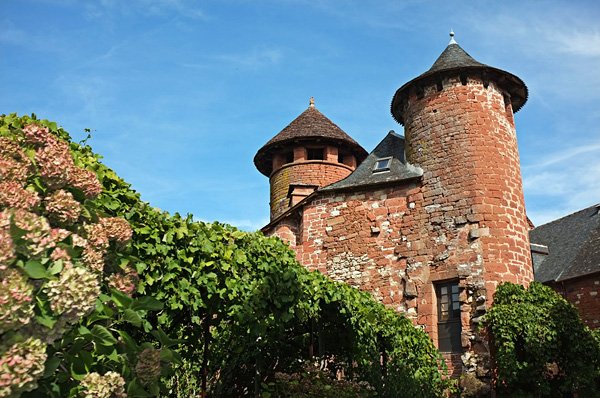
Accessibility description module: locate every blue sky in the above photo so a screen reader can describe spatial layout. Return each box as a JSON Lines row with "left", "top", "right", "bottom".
{"left": 1, "top": 0, "right": 599, "bottom": 230}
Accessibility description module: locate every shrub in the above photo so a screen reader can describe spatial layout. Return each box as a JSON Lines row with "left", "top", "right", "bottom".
{"left": 487, "top": 282, "right": 600, "bottom": 397}
{"left": 0, "top": 114, "right": 178, "bottom": 397}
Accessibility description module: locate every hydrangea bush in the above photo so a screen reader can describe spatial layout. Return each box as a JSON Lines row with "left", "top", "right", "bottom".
{"left": 0, "top": 114, "right": 177, "bottom": 397}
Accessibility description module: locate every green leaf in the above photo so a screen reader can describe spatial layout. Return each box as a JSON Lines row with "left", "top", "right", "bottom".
{"left": 118, "top": 330, "right": 138, "bottom": 349}
{"left": 131, "top": 296, "right": 163, "bottom": 311}
{"left": 91, "top": 325, "right": 117, "bottom": 346}
{"left": 127, "top": 379, "right": 153, "bottom": 397}
{"left": 24, "top": 260, "right": 48, "bottom": 279}
{"left": 78, "top": 325, "right": 92, "bottom": 335}
{"left": 159, "top": 348, "right": 182, "bottom": 365}
{"left": 47, "top": 259, "right": 63, "bottom": 275}
{"left": 123, "top": 309, "right": 143, "bottom": 327}
{"left": 43, "top": 356, "right": 61, "bottom": 377}
{"left": 70, "top": 362, "right": 87, "bottom": 381}
{"left": 150, "top": 328, "right": 186, "bottom": 348}
{"left": 111, "top": 289, "right": 133, "bottom": 309}
{"left": 35, "top": 314, "right": 57, "bottom": 329}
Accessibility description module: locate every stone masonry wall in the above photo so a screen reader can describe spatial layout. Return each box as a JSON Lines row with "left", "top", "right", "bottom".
{"left": 266, "top": 180, "right": 494, "bottom": 376}
{"left": 554, "top": 276, "right": 600, "bottom": 329}
{"left": 270, "top": 161, "right": 353, "bottom": 219}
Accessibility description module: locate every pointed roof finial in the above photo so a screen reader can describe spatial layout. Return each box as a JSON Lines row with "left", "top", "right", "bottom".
{"left": 449, "top": 29, "right": 457, "bottom": 45}
{"left": 309, "top": 97, "right": 315, "bottom": 108}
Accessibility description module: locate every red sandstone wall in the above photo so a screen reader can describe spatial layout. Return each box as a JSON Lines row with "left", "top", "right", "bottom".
{"left": 266, "top": 183, "right": 481, "bottom": 374}
{"left": 269, "top": 161, "right": 353, "bottom": 219}
{"left": 554, "top": 276, "right": 600, "bottom": 329}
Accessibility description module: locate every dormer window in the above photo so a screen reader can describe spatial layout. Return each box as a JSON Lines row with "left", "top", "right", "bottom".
{"left": 373, "top": 157, "right": 392, "bottom": 172}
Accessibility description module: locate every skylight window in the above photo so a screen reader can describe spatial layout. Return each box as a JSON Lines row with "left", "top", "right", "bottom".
{"left": 373, "top": 157, "right": 392, "bottom": 172}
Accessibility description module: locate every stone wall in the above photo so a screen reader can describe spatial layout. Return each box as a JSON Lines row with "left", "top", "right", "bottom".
{"left": 401, "top": 76, "right": 534, "bottom": 297}
{"left": 265, "top": 180, "right": 492, "bottom": 375}
{"left": 553, "top": 275, "right": 600, "bottom": 329}
{"left": 269, "top": 160, "right": 353, "bottom": 219}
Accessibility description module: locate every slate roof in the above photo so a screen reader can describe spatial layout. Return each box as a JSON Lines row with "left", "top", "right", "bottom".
{"left": 529, "top": 204, "right": 600, "bottom": 283}
{"left": 391, "top": 40, "right": 528, "bottom": 125}
{"left": 254, "top": 104, "right": 368, "bottom": 176}
{"left": 322, "top": 131, "right": 422, "bottom": 191}
{"left": 428, "top": 42, "right": 485, "bottom": 72}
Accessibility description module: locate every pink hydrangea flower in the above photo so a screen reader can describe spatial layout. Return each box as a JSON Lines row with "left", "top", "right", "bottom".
{"left": 85, "top": 223, "right": 109, "bottom": 250}
{"left": 135, "top": 348, "right": 161, "bottom": 386}
{"left": 69, "top": 167, "right": 103, "bottom": 199}
{"left": 99, "top": 217, "right": 132, "bottom": 244}
{"left": 70, "top": 233, "right": 88, "bottom": 248}
{"left": 107, "top": 268, "right": 138, "bottom": 297}
{"left": 0, "top": 157, "right": 31, "bottom": 184}
{"left": 44, "top": 266, "right": 100, "bottom": 319}
{"left": 0, "top": 227, "right": 16, "bottom": 269}
{"left": 82, "top": 246, "right": 105, "bottom": 273}
{"left": 22, "top": 124, "right": 52, "bottom": 146}
{"left": 80, "top": 371, "right": 126, "bottom": 398}
{"left": 0, "top": 268, "right": 34, "bottom": 333}
{"left": 7, "top": 209, "right": 60, "bottom": 257}
{"left": 44, "top": 190, "right": 81, "bottom": 225}
{"left": 35, "top": 139, "right": 74, "bottom": 189}
{"left": 0, "top": 138, "right": 23, "bottom": 158}
{"left": 0, "top": 337, "right": 47, "bottom": 397}
{"left": 0, "top": 181, "right": 40, "bottom": 210}
{"left": 50, "top": 247, "right": 73, "bottom": 269}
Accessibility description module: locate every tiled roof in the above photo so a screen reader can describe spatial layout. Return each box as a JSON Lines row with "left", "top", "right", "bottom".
{"left": 391, "top": 41, "right": 528, "bottom": 125}
{"left": 322, "top": 131, "right": 422, "bottom": 191}
{"left": 254, "top": 105, "right": 368, "bottom": 176}
{"left": 529, "top": 204, "right": 600, "bottom": 283}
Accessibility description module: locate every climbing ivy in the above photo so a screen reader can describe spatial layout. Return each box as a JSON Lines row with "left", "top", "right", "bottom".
{"left": 486, "top": 282, "right": 600, "bottom": 397}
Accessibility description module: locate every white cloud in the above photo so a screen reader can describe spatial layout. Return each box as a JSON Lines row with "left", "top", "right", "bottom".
{"left": 523, "top": 142, "right": 600, "bottom": 225}
{"left": 525, "top": 141, "right": 600, "bottom": 169}
{"left": 464, "top": 5, "right": 600, "bottom": 101}
{"left": 555, "top": 29, "right": 600, "bottom": 57}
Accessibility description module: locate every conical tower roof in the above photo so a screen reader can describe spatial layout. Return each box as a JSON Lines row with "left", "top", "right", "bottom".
{"left": 254, "top": 99, "right": 368, "bottom": 176}
{"left": 391, "top": 33, "right": 528, "bottom": 124}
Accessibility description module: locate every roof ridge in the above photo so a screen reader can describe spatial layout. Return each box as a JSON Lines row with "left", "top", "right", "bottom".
{"left": 535, "top": 203, "right": 600, "bottom": 229}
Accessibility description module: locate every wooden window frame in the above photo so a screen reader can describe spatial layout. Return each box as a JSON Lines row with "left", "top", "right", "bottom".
{"left": 435, "top": 280, "right": 462, "bottom": 353}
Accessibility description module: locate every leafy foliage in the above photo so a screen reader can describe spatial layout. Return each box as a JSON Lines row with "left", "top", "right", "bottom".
{"left": 2, "top": 114, "right": 452, "bottom": 397}
{"left": 486, "top": 282, "right": 600, "bottom": 397}
{"left": 0, "top": 114, "right": 178, "bottom": 397}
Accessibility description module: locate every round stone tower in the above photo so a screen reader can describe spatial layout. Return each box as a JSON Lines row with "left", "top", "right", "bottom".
{"left": 391, "top": 33, "right": 533, "bottom": 301}
{"left": 255, "top": 98, "right": 367, "bottom": 220}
